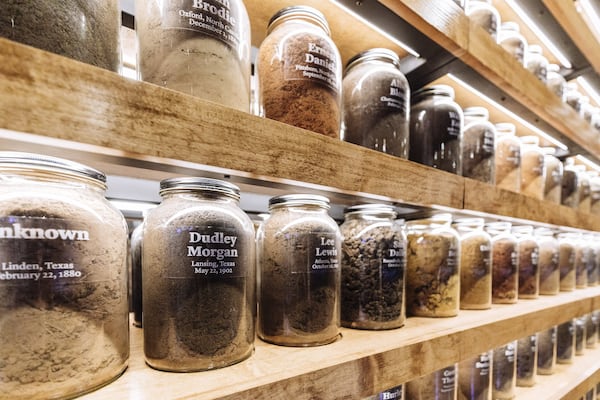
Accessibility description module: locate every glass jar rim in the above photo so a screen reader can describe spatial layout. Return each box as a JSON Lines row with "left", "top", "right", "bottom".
{"left": 412, "top": 85, "right": 455, "bottom": 102}
{"left": 269, "top": 193, "right": 330, "bottom": 209}
{"left": 267, "top": 6, "right": 331, "bottom": 36}
{"left": 159, "top": 177, "right": 240, "bottom": 200}
{"left": 345, "top": 48, "right": 401, "bottom": 72}
{"left": 344, "top": 203, "right": 397, "bottom": 217}
{"left": 463, "top": 106, "right": 490, "bottom": 119}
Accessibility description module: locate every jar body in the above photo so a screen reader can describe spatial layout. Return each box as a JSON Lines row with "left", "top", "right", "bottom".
{"left": 342, "top": 55, "right": 410, "bottom": 158}
{"left": 575, "top": 238, "right": 591, "bottom": 288}
{"left": 590, "top": 177, "right": 600, "bottom": 214}
{"left": 462, "top": 117, "right": 496, "bottom": 184}
{"left": 536, "top": 326, "right": 557, "bottom": 375}
{"left": 536, "top": 231, "right": 560, "bottom": 295}
{"left": 516, "top": 334, "right": 537, "bottom": 387}
{"left": 575, "top": 316, "right": 586, "bottom": 355}
{"left": 130, "top": 221, "right": 144, "bottom": 328}
{"left": 547, "top": 66, "right": 566, "bottom": 101}
{"left": 486, "top": 224, "right": 518, "bottom": 304}
{"left": 558, "top": 234, "right": 576, "bottom": 291}
{"left": 143, "top": 191, "right": 256, "bottom": 371}
{"left": 498, "top": 28, "right": 527, "bottom": 65}
{"left": 513, "top": 227, "right": 540, "bottom": 299}
{"left": 0, "top": 169, "right": 129, "bottom": 399}
{"left": 0, "top": 1, "right": 120, "bottom": 71}
{"left": 257, "top": 202, "right": 341, "bottom": 346}
{"left": 495, "top": 130, "right": 521, "bottom": 192}
{"left": 562, "top": 168, "right": 580, "bottom": 208}
{"left": 557, "top": 319, "right": 576, "bottom": 364}
{"left": 520, "top": 142, "right": 545, "bottom": 200}
{"left": 525, "top": 53, "right": 548, "bottom": 83}
{"left": 544, "top": 153, "right": 563, "bottom": 204}
{"left": 466, "top": 0, "right": 500, "bottom": 40}
{"left": 406, "top": 365, "right": 457, "bottom": 400}
{"left": 586, "top": 313, "right": 597, "bottom": 349}
{"left": 577, "top": 171, "right": 592, "bottom": 214}
{"left": 257, "top": 13, "right": 342, "bottom": 138}
{"left": 136, "top": 0, "right": 251, "bottom": 111}
{"left": 340, "top": 210, "right": 407, "bottom": 329}
{"left": 457, "top": 351, "right": 492, "bottom": 400}
{"left": 493, "top": 341, "right": 517, "bottom": 399}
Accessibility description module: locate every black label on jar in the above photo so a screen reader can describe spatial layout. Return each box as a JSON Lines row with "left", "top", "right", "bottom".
{"left": 482, "top": 128, "right": 495, "bottom": 154}
{"left": 378, "top": 385, "right": 403, "bottom": 400}
{"left": 440, "top": 366, "right": 456, "bottom": 394}
{"left": 284, "top": 40, "right": 339, "bottom": 93}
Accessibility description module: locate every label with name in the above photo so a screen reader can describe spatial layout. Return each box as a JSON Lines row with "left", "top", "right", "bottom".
{"left": 378, "top": 79, "right": 407, "bottom": 113}
{"left": 283, "top": 40, "right": 340, "bottom": 93}
{"left": 439, "top": 366, "right": 456, "bottom": 394}
{"left": 287, "top": 232, "right": 339, "bottom": 274}
{"left": 378, "top": 385, "right": 403, "bottom": 400}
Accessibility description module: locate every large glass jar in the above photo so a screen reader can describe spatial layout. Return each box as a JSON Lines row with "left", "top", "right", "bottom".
{"left": 537, "top": 326, "right": 557, "bottom": 375}
{"left": 557, "top": 232, "right": 577, "bottom": 291}
{"left": 258, "top": 194, "right": 341, "bottom": 346}
{"left": 516, "top": 334, "right": 537, "bottom": 387}
{"left": 462, "top": 107, "right": 496, "bottom": 184}
{"left": 0, "top": 2, "right": 120, "bottom": 72}
{"left": 406, "top": 365, "right": 457, "bottom": 400}
{"left": 493, "top": 341, "right": 517, "bottom": 400}
{"left": 465, "top": 0, "right": 500, "bottom": 41}
{"left": 409, "top": 85, "right": 464, "bottom": 175}
{"left": 457, "top": 351, "right": 491, "bottom": 400}
{"left": 0, "top": 152, "right": 129, "bottom": 400}
{"left": 486, "top": 222, "right": 518, "bottom": 304}
{"left": 546, "top": 64, "right": 566, "bottom": 101}
{"left": 143, "top": 178, "right": 255, "bottom": 371}
{"left": 494, "top": 123, "right": 521, "bottom": 193}
{"left": 525, "top": 44, "right": 548, "bottom": 83}
{"left": 535, "top": 227, "right": 560, "bottom": 295}
{"left": 342, "top": 48, "right": 410, "bottom": 158}
{"left": 130, "top": 221, "right": 144, "bottom": 328}
{"left": 542, "top": 147, "right": 563, "bottom": 204}
{"left": 406, "top": 214, "right": 460, "bottom": 317}
{"left": 562, "top": 164, "right": 580, "bottom": 208}
{"left": 498, "top": 21, "right": 527, "bottom": 65}
{"left": 136, "top": 0, "right": 251, "bottom": 111}
{"left": 257, "top": 6, "right": 342, "bottom": 138}
{"left": 453, "top": 218, "right": 492, "bottom": 310}
{"left": 557, "top": 319, "right": 575, "bottom": 364}
{"left": 520, "top": 136, "right": 545, "bottom": 200}
{"left": 512, "top": 225, "right": 540, "bottom": 299}
{"left": 340, "top": 204, "right": 407, "bottom": 330}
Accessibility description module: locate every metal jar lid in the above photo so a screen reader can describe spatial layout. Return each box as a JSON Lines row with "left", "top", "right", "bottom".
{"left": 267, "top": 6, "right": 331, "bottom": 36}
{"left": 412, "top": 84, "right": 455, "bottom": 103}
{"left": 345, "top": 48, "right": 401, "bottom": 72}
{"left": 344, "top": 203, "right": 397, "bottom": 217}
{"left": 269, "top": 193, "right": 330, "bottom": 209}
{"left": 463, "top": 106, "right": 490, "bottom": 119}
{"left": 159, "top": 177, "right": 240, "bottom": 200}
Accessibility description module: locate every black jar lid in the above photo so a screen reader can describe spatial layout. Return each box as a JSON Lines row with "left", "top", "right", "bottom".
{"left": 412, "top": 84, "right": 455, "bottom": 103}
{"left": 345, "top": 48, "right": 401, "bottom": 72}
{"left": 344, "top": 203, "right": 397, "bottom": 217}
{"left": 269, "top": 194, "right": 330, "bottom": 209}
{"left": 267, "top": 6, "right": 331, "bottom": 36}
{"left": 159, "top": 177, "right": 240, "bottom": 200}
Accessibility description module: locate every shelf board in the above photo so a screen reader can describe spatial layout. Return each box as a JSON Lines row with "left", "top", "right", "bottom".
{"left": 78, "top": 288, "right": 600, "bottom": 400}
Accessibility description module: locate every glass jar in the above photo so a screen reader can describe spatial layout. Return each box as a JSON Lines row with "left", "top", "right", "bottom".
{"left": 406, "top": 365, "right": 457, "bottom": 400}
{"left": 590, "top": 174, "right": 600, "bottom": 214}
{"left": 546, "top": 64, "right": 566, "bottom": 101}
{"left": 0, "top": 152, "right": 129, "bottom": 400}
{"left": 513, "top": 225, "right": 540, "bottom": 299}
{"left": 465, "top": 0, "right": 501, "bottom": 41}
{"left": 406, "top": 214, "right": 460, "bottom": 317}
{"left": 494, "top": 123, "right": 521, "bottom": 193}
{"left": 562, "top": 164, "right": 580, "bottom": 209}
{"left": 342, "top": 48, "right": 410, "bottom": 159}
{"left": 0, "top": 1, "right": 120, "bottom": 72}
{"left": 574, "top": 233, "right": 590, "bottom": 288}
{"left": 486, "top": 222, "right": 518, "bottom": 304}
{"left": 537, "top": 326, "right": 557, "bottom": 375}
{"left": 557, "top": 319, "right": 576, "bottom": 364}
{"left": 525, "top": 44, "right": 548, "bottom": 83}
{"left": 565, "top": 83, "right": 582, "bottom": 111}
{"left": 257, "top": 6, "right": 342, "bottom": 138}
{"left": 453, "top": 218, "right": 492, "bottom": 310}
{"left": 575, "top": 316, "right": 587, "bottom": 355}
{"left": 592, "top": 109, "right": 600, "bottom": 132}
{"left": 258, "top": 194, "right": 341, "bottom": 346}
{"left": 409, "top": 85, "right": 464, "bottom": 175}
{"left": 457, "top": 351, "right": 492, "bottom": 400}
{"left": 584, "top": 234, "right": 599, "bottom": 286}
{"left": 367, "top": 385, "right": 405, "bottom": 400}
{"left": 520, "top": 136, "right": 545, "bottom": 200}
{"left": 143, "top": 177, "right": 255, "bottom": 371}
{"left": 493, "top": 341, "right": 517, "bottom": 400}
{"left": 516, "top": 334, "right": 537, "bottom": 387}
{"left": 340, "top": 204, "right": 407, "bottom": 330}
{"left": 586, "top": 313, "right": 598, "bottom": 349}
{"left": 136, "top": 0, "right": 251, "bottom": 111}
{"left": 542, "top": 147, "right": 563, "bottom": 204}
{"left": 535, "top": 227, "right": 560, "bottom": 295}
{"left": 581, "top": 99, "right": 594, "bottom": 123}
{"left": 557, "top": 232, "right": 577, "bottom": 291}
{"left": 498, "top": 21, "right": 527, "bottom": 65}
{"left": 130, "top": 221, "right": 144, "bottom": 328}
{"left": 575, "top": 166, "right": 592, "bottom": 214}
{"left": 462, "top": 107, "right": 496, "bottom": 184}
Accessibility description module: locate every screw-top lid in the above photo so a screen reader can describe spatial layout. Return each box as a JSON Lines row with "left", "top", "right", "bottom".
{"left": 345, "top": 48, "right": 401, "bottom": 72}
{"left": 269, "top": 194, "right": 330, "bottom": 209}
{"left": 344, "top": 203, "right": 397, "bottom": 217}
{"left": 412, "top": 85, "right": 455, "bottom": 102}
{"left": 159, "top": 177, "right": 240, "bottom": 200}
{"left": 463, "top": 106, "right": 490, "bottom": 120}
{"left": 501, "top": 21, "right": 520, "bottom": 32}
{"left": 267, "top": 6, "right": 331, "bottom": 36}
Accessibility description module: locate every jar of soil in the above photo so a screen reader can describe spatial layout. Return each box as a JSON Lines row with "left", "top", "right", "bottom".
{"left": 457, "top": 351, "right": 492, "bottom": 400}
{"left": 142, "top": 177, "right": 255, "bottom": 371}
{"left": 498, "top": 21, "right": 527, "bottom": 65}
{"left": 516, "top": 334, "right": 537, "bottom": 387}
{"left": 465, "top": 0, "right": 500, "bottom": 41}
{"left": 575, "top": 166, "right": 592, "bottom": 214}
{"left": 525, "top": 45, "right": 548, "bottom": 83}
{"left": 0, "top": 152, "right": 129, "bottom": 400}
{"left": 130, "top": 221, "right": 144, "bottom": 328}
{"left": 537, "top": 326, "right": 557, "bottom": 375}
{"left": 340, "top": 204, "right": 407, "bottom": 330}
{"left": 406, "top": 365, "right": 457, "bottom": 400}
{"left": 493, "top": 341, "right": 517, "bottom": 399}
{"left": 406, "top": 213, "right": 460, "bottom": 317}
{"left": 584, "top": 234, "right": 598, "bottom": 286}
{"left": 557, "top": 232, "right": 577, "bottom": 291}
{"left": 485, "top": 222, "right": 518, "bottom": 304}
{"left": 565, "top": 83, "right": 583, "bottom": 111}
{"left": 542, "top": 147, "right": 563, "bottom": 204}
{"left": 461, "top": 107, "right": 496, "bottom": 184}
{"left": 512, "top": 225, "right": 540, "bottom": 299}
{"left": 562, "top": 164, "right": 580, "bottom": 209}
{"left": 409, "top": 85, "right": 464, "bottom": 175}
{"left": 590, "top": 174, "right": 600, "bottom": 214}
{"left": 453, "top": 217, "right": 492, "bottom": 310}
{"left": 586, "top": 313, "right": 598, "bottom": 349}
{"left": 257, "top": 194, "right": 341, "bottom": 346}
{"left": 0, "top": 1, "right": 120, "bottom": 72}
{"left": 342, "top": 48, "right": 410, "bottom": 159}
{"left": 534, "top": 227, "right": 559, "bottom": 295}
{"left": 574, "top": 233, "right": 590, "bottom": 288}
{"left": 557, "top": 319, "right": 576, "bottom": 364}
{"left": 546, "top": 64, "right": 566, "bottom": 101}
{"left": 494, "top": 123, "right": 521, "bottom": 193}
{"left": 257, "top": 6, "right": 342, "bottom": 138}
{"left": 519, "top": 136, "right": 545, "bottom": 200}
{"left": 575, "top": 316, "right": 587, "bottom": 355}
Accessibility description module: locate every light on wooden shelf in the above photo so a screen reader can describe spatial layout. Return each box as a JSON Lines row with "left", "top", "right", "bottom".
{"left": 577, "top": 0, "right": 600, "bottom": 43}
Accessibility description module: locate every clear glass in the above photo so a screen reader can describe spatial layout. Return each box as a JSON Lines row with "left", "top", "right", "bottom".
{"left": 136, "top": 0, "right": 251, "bottom": 111}
{"left": 0, "top": 154, "right": 129, "bottom": 400}
{"left": 525, "top": 45, "right": 548, "bottom": 83}
{"left": 457, "top": 351, "right": 492, "bottom": 400}
{"left": 575, "top": 166, "right": 592, "bottom": 214}
{"left": 494, "top": 123, "right": 521, "bottom": 193}
{"left": 557, "top": 319, "right": 576, "bottom": 364}
{"left": 0, "top": 1, "right": 120, "bottom": 72}
{"left": 562, "top": 164, "right": 580, "bottom": 209}
{"left": 516, "top": 334, "right": 537, "bottom": 387}
{"left": 143, "top": 180, "right": 256, "bottom": 371}
{"left": 257, "top": 6, "right": 342, "bottom": 138}
{"left": 130, "top": 221, "right": 144, "bottom": 328}
{"left": 590, "top": 175, "right": 600, "bottom": 214}
{"left": 342, "top": 49, "right": 410, "bottom": 158}
{"left": 535, "top": 228, "right": 560, "bottom": 295}
{"left": 493, "top": 341, "right": 517, "bottom": 399}
{"left": 498, "top": 22, "right": 527, "bottom": 65}
{"left": 257, "top": 195, "right": 341, "bottom": 346}
{"left": 546, "top": 64, "right": 566, "bottom": 101}
{"left": 462, "top": 107, "right": 496, "bottom": 184}
{"left": 513, "top": 225, "right": 540, "bottom": 299}
{"left": 340, "top": 205, "right": 407, "bottom": 329}
{"left": 557, "top": 232, "right": 577, "bottom": 291}
{"left": 453, "top": 218, "right": 492, "bottom": 310}
{"left": 406, "top": 365, "right": 457, "bottom": 400}
{"left": 485, "top": 222, "right": 518, "bottom": 304}
{"left": 575, "top": 233, "right": 591, "bottom": 288}
{"left": 586, "top": 313, "right": 598, "bottom": 349}
{"left": 406, "top": 214, "right": 460, "bottom": 317}
{"left": 466, "top": 0, "right": 500, "bottom": 41}
{"left": 584, "top": 234, "right": 599, "bottom": 286}
{"left": 575, "top": 316, "right": 586, "bottom": 355}
{"left": 520, "top": 136, "right": 545, "bottom": 200}
{"left": 542, "top": 148, "right": 563, "bottom": 204}
{"left": 537, "top": 326, "right": 557, "bottom": 375}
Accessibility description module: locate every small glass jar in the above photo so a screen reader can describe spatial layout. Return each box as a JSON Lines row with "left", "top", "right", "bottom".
{"left": 546, "top": 64, "right": 567, "bottom": 101}
{"left": 258, "top": 194, "right": 341, "bottom": 346}
{"left": 592, "top": 109, "right": 600, "bottom": 132}
{"left": 498, "top": 21, "right": 527, "bottom": 65}
{"left": 520, "top": 136, "right": 545, "bottom": 200}
{"left": 406, "top": 214, "right": 460, "bottom": 317}
{"left": 406, "top": 364, "right": 457, "bottom": 400}
{"left": 493, "top": 341, "right": 517, "bottom": 400}
{"left": 542, "top": 147, "right": 563, "bottom": 204}
{"left": 136, "top": 0, "right": 251, "bottom": 111}
{"left": 590, "top": 174, "right": 600, "bottom": 214}
{"left": 486, "top": 222, "right": 518, "bottom": 304}
{"left": 513, "top": 225, "right": 540, "bottom": 299}
{"left": 409, "top": 85, "right": 464, "bottom": 175}
{"left": 516, "top": 334, "right": 537, "bottom": 387}
{"left": 458, "top": 351, "right": 492, "bottom": 400}
{"left": 575, "top": 316, "right": 587, "bottom": 356}
{"left": 562, "top": 164, "right": 580, "bottom": 209}
{"left": 586, "top": 313, "right": 598, "bottom": 349}
{"left": 143, "top": 178, "right": 255, "bottom": 371}
{"left": 130, "top": 221, "right": 144, "bottom": 328}
{"left": 557, "top": 319, "right": 576, "bottom": 364}
{"left": 342, "top": 49, "right": 410, "bottom": 159}
{"left": 537, "top": 326, "right": 557, "bottom": 375}
{"left": 535, "top": 227, "right": 560, "bottom": 295}
{"left": 575, "top": 166, "right": 592, "bottom": 214}
{"left": 0, "top": 152, "right": 129, "bottom": 400}
{"left": 462, "top": 107, "right": 496, "bottom": 184}
{"left": 565, "top": 83, "right": 583, "bottom": 111}
{"left": 257, "top": 6, "right": 342, "bottom": 138}
{"left": 557, "top": 232, "right": 577, "bottom": 291}
{"left": 465, "top": 0, "right": 501, "bottom": 41}
{"left": 340, "top": 204, "right": 407, "bottom": 330}
{"left": 525, "top": 44, "right": 548, "bottom": 83}
{"left": 581, "top": 99, "right": 594, "bottom": 123}
{"left": 584, "top": 234, "right": 599, "bottom": 286}
{"left": 574, "top": 233, "right": 590, "bottom": 288}
{"left": 494, "top": 123, "right": 521, "bottom": 193}
{"left": 453, "top": 218, "right": 492, "bottom": 310}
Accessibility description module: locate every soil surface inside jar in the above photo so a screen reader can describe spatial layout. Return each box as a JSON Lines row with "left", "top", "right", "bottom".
{"left": 459, "top": 234, "right": 491, "bottom": 309}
